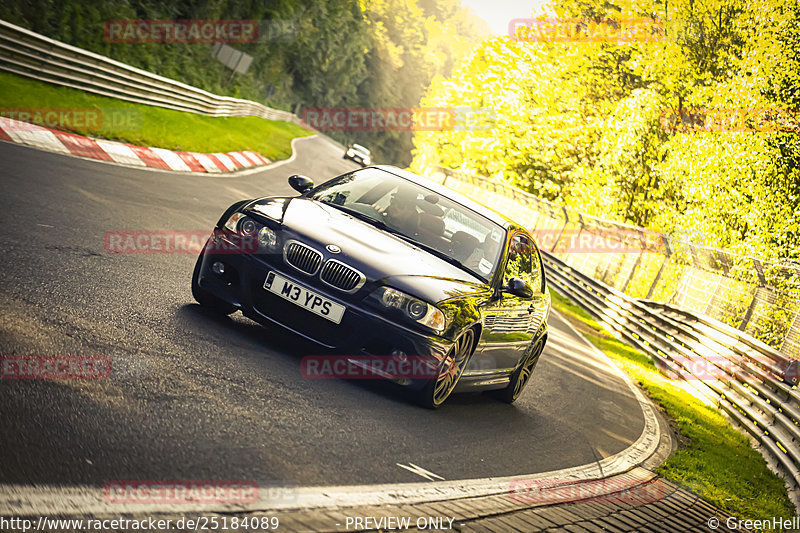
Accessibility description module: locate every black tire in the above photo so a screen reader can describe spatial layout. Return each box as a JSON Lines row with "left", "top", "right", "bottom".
{"left": 191, "top": 250, "right": 237, "bottom": 315}
{"left": 418, "top": 328, "right": 477, "bottom": 409}
{"left": 493, "top": 334, "right": 546, "bottom": 404}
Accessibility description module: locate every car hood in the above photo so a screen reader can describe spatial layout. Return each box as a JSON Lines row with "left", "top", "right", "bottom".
{"left": 245, "top": 197, "right": 487, "bottom": 302}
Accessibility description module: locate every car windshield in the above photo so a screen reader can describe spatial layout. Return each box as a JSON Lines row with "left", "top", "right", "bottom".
{"left": 309, "top": 168, "right": 505, "bottom": 282}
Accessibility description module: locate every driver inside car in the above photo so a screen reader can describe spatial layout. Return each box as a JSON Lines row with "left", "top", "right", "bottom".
{"left": 384, "top": 187, "right": 420, "bottom": 237}
{"left": 461, "top": 233, "right": 494, "bottom": 275}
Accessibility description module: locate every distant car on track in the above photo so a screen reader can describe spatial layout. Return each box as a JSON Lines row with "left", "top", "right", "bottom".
{"left": 192, "top": 166, "right": 550, "bottom": 407}
{"left": 343, "top": 144, "right": 371, "bottom": 166}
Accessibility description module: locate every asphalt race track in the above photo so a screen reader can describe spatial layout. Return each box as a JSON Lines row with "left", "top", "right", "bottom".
{"left": 0, "top": 136, "right": 645, "bottom": 491}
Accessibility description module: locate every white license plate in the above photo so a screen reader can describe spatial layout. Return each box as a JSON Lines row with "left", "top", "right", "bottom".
{"left": 264, "top": 272, "right": 345, "bottom": 324}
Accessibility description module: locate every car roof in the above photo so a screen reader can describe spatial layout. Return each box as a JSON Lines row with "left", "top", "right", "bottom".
{"left": 373, "top": 165, "right": 517, "bottom": 229}
{"left": 352, "top": 144, "right": 369, "bottom": 153}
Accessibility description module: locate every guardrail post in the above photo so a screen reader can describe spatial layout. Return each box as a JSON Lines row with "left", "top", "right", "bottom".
{"left": 779, "top": 307, "right": 800, "bottom": 355}
{"left": 645, "top": 236, "right": 672, "bottom": 300}
{"left": 621, "top": 249, "right": 644, "bottom": 294}
{"left": 704, "top": 274, "right": 724, "bottom": 316}
{"left": 550, "top": 206, "right": 570, "bottom": 253}
{"left": 737, "top": 290, "right": 760, "bottom": 332}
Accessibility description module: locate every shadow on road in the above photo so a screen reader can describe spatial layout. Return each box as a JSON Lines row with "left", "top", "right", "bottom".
{"left": 176, "top": 303, "right": 534, "bottom": 412}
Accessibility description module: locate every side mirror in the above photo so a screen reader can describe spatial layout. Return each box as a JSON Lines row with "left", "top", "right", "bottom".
{"left": 289, "top": 175, "right": 314, "bottom": 194}
{"left": 505, "top": 277, "right": 533, "bottom": 299}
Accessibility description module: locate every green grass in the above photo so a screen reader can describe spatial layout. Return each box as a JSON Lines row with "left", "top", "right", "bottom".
{"left": 0, "top": 71, "right": 312, "bottom": 160}
{"left": 549, "top": 289, "right": 795, "bottom": 523}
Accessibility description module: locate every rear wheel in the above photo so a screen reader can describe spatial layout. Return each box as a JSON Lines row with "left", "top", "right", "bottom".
{"left": 493, "top": 334, "right": 546, "bottom": 404}
{"left": 418, "top": 328, "right": 476, "bottom": 409}
{"left": 191, "top": 249, "right": 237, "bottom": 315}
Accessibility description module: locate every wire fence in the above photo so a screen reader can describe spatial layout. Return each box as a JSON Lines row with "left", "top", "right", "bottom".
{"left": 426, "top": 165, "right": 800, "bottom": 359}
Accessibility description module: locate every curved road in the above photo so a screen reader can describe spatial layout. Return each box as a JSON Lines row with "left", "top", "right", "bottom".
{"left": 0, "top": 137, "right": 644, "bottom": 492}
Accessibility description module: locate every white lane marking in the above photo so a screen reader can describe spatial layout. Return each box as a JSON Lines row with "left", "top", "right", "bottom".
{"left": 396, "top": 463, "right": 445, "bottom": 482}
{"left": 0, "top": 309, "right": 669, "bottom": 516}
{"left": 256, "top": 134, "right": 316, "bottom": 171}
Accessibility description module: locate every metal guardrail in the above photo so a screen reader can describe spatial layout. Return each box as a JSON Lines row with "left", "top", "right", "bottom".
{"left": 428, "top": 166, "right": 800, "bottom": 359}
{"left": 542, "top": 250, "right": 800, "bottom": 489}
{"left": 0, "top": 19, "right": 298, "bottom": 123}
{"left": 427, "top": 165, "right": 800, "bottom": 492}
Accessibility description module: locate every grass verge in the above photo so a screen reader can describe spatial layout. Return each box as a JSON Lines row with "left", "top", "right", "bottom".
{"left": 0, "top": 71, "right": 312, "bottom": 160}
{"left": 549, "top": 289, "right": 794, "bottom": 521}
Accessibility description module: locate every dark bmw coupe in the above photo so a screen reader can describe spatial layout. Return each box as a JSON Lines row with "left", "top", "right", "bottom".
{"left": 192, "top": 166, "right": 550, "bottom": 407}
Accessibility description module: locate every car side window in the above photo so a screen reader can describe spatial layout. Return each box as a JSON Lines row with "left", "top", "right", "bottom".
{"left": 504, "top": 233, "right": 541, "bottom": 293}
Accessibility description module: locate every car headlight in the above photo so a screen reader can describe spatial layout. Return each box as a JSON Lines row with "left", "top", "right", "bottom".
{"left": 258, "top": 226, "right": 277, "bottom": 248}
{"left": 241, "top": 218, "right": 257, "bottom": 235}
{"left": 369, "top": 287, "right": 446, "bottom": 333}
{"left": 222, "top": 212, "right": 279, "bottom": 252}
{"left": 224, "top": 212, "right": 246, "bottom": 232}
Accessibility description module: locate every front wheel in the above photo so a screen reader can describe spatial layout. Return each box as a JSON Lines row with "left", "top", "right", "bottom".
{"left": 493, "top": 334, "right": 546, "bottom": 404}
{"left": 191, "top": 250, "right": 237, "bottom": 315}
{"left": 418, "top": 328, "right": 476, "bottom": 409}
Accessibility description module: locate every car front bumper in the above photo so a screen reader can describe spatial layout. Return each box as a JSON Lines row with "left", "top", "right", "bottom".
{"left": 196, "top": 232, "right": 451, "bottom": 384}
